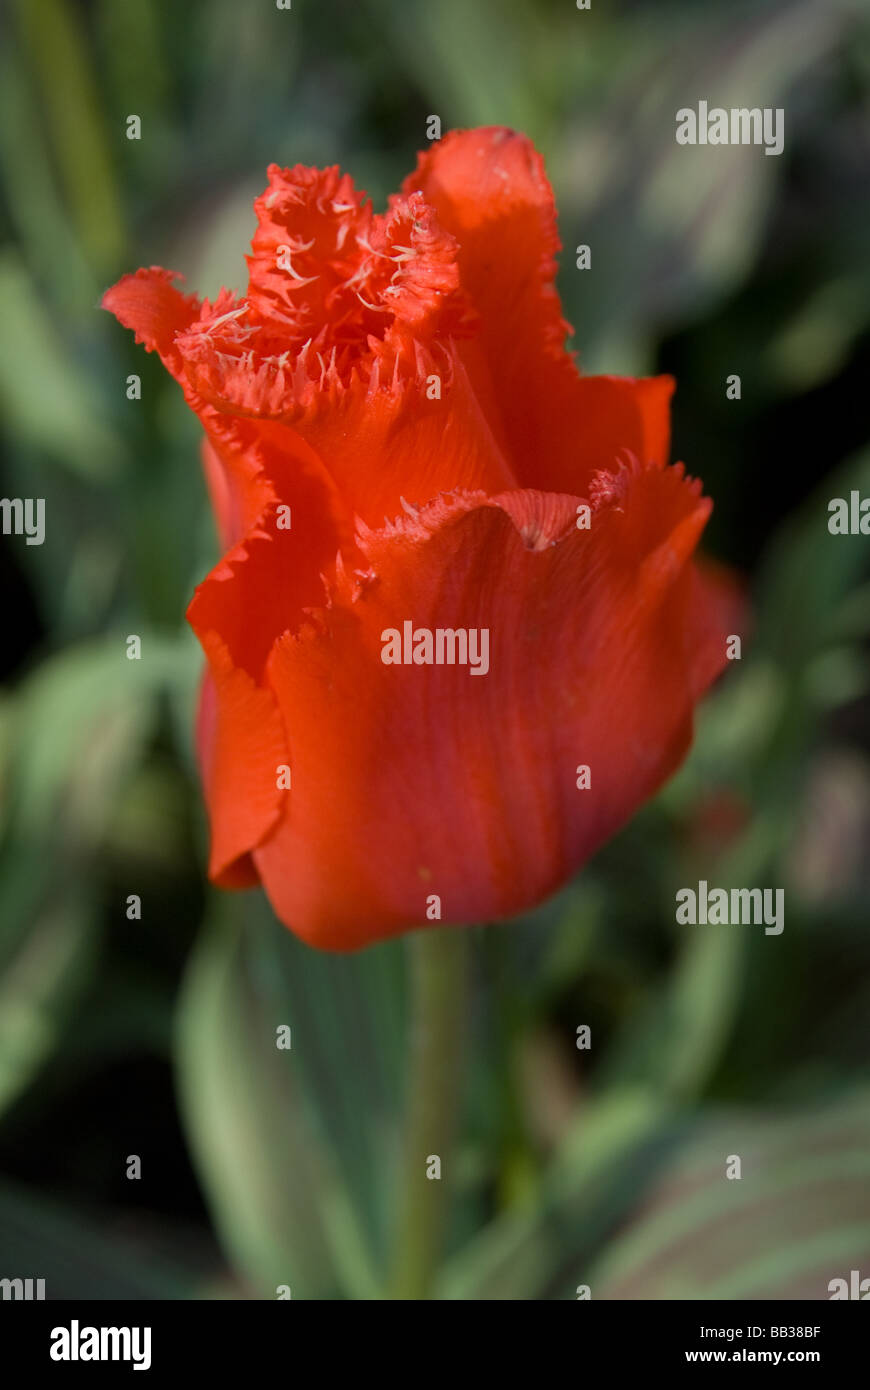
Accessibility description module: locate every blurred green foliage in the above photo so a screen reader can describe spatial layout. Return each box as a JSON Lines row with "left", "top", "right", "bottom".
{"left": 1, "top": 0, "right": 869, "bottom": 1299}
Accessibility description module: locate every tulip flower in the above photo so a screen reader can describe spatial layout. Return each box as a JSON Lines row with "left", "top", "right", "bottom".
{"left": 103, "top": 127, "right": 738, "bottom": 952}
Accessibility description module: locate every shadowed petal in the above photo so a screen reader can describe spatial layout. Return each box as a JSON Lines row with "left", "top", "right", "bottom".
{"left": 195, "top": 633, "right": 288, "bottom": 884}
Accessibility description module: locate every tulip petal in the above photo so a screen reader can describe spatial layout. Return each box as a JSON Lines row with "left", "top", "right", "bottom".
{"left": 102, "top": 270, "right": 281, "bottom": 541}
{"left": 288, "top": 344, "right": 518, "bottom": 526}
{"left": 195, "top": 633, "right": 288, "bottom": 884}
{"left": 179, "top": 326, "right": 517, "bottom": 528}
{"left": 405, "top": 127, "right": 674, "bottom": 490}
{"left": 101, "top": 266, "right": 203, "bottom": 378}
{"left": 685, "top": 556, "right": 745, "bottom": 699}
{"left": 251, "top": 464, "right": 735, "bottom": 949}
{"left": 189, "top": 497, "right": 350, "bottom": 880}
{"left": 199, "top": 435, "right": 275, "bottom": 552}
{"left": 165, "top": 162, "right": 513, "bottom": 524}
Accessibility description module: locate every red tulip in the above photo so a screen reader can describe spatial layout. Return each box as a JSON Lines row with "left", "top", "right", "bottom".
{"left": 103, "top": 127, "right": 739, "bottom": 950}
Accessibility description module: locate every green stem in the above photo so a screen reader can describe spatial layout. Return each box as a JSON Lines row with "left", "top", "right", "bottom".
{"left": 388, "top": 926, "right": 469, "bottom": 1300}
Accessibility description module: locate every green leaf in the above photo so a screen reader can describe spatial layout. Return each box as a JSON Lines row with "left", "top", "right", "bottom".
{"left": 0, "top": 251, "right": 121, "bottom": 479}
{"left": 0, "top": 1181, "right": 192, "bottom": 1299}
{"left": 598, "top": 925, "right": 747, "bottom": 1102}
{"left": 437, "top": 1088, "right": 671, "bottom": 1299}
{"left": 597, "top": 818, "right": 781, "bottom": 1102}
{"left": 0, "top": 634, "right": 195, "bottom": 1116}
{"left": 443, "top": 1087, "right": 870, "bottom": 1300}
{"left": 365, "top": 0, "right": 549, "bottom": 137}
{"left": 0, "top": 870, "right": 98, "bottom": 1117}
{"left": 10, "top": 636, "right": 183, "bottom": 841}
{"left": 0, "top": 43, "right": 95, "bottom": 313}
{"left": 175, "top": 898, "right": 384, "bottom": 1300}
{"left": 15, "top": 0, "right": 125, "bottom": 272}
{"left": 755, "top": 447, "right": 870, "bottom": 671}
{"left": 558, "top": 0, "right": 848, "bottom": 366}
{"left": 250, "top": 893, "right": 408, "bottom": 1276}
{"left": 587, "top": 1088, "right": 870, "bottom": 1299}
